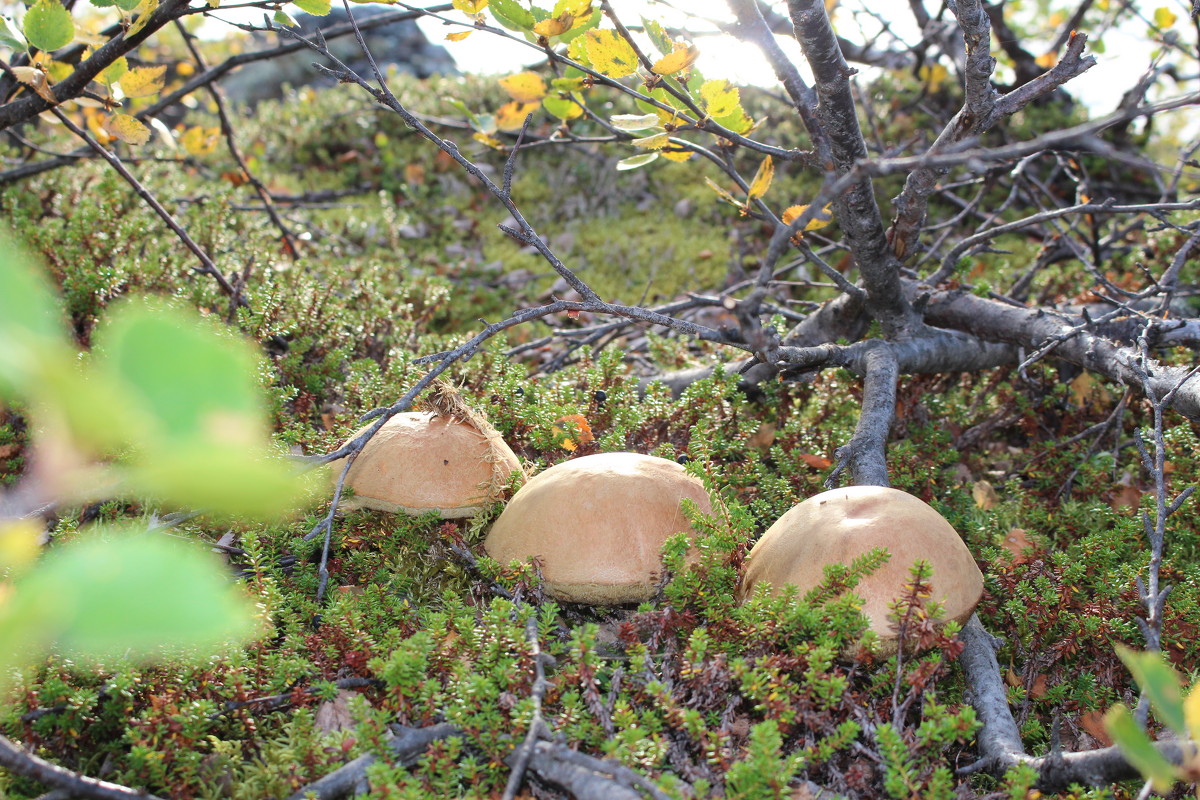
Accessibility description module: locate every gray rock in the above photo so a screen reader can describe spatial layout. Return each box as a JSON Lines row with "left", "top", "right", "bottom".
{"left": 222, "top": 6, "right": 458, "bottom": 105}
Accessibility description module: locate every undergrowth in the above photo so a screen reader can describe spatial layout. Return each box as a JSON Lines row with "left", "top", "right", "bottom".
{"left": 0, "top": 68, "right": 1195, "bottom": 800}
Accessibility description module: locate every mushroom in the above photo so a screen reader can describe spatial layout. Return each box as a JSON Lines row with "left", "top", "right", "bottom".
{"left": 340, "top": 410, "right": 522, "bottom": 518}
{"left": 739, "top": 486, "right": 983, "bottom": 650}
{"left": 484, "top": 452, "right": 712, "bottom": 604}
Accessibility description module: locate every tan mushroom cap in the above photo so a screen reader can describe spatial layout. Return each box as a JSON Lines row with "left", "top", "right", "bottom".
{"left": 739, "top": 486, "right": 983, "bottom": 644}
{"left": 341, "top": 411, "right": 521, "bottom": 518}
{"left": 484, "top": 452, "right": 713, "bottom": 605}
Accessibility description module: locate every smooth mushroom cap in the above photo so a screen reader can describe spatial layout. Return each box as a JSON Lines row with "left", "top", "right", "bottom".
{"left": 341, "top": 411, "right": 521, "bottom": 518}
{"left": 484, "top": 452, "right": 712, "bottom": 605}
{"left": 739, "top": 486, "right": 983, "bottom": 643}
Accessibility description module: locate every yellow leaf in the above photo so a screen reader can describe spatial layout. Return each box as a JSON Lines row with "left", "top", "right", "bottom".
{"left": 972, "top": 480, "right": 999, "bottom": 510}
{"left": 782, "top": 203, "right": 833, "bottom": 231}
{"left": 452, "top": 0, "right": 487, "bottom": 13}
{"left": 470, "top": 131, "right": 504, "bottom": 149}
{"left": 552, "top": 0, "right": 590, "bottom": 15}
{"left": 631, "top": 132, "right": 668, "bottom": 149}
{"left": 1154, "top": 6, "right": 1178, "bottom": 28}
{"left": 651, "top": 43, "right": 699, "bottom": 76}
{"left": 118, "top": 65, "right": 166, "bottom": 99}
{"left": 1184, "top": 681, "right": 1200, "bottom": 743}
{"left": 0, "top": 520, "right": 42, "bottom": 571}
{"left": 705, "top": 176, "right": 745, "bottom": 210}
{"left": 43, "top": 60, "right": 72, "bottom": 82}
{"left": 747, "top": 155, "right": 773, "bottom": 200}
{"left": 495, "top": 100, "right": 539, "bottom": 130}
{"left": 105, "top": 112, "right": 150, "bottom": 145}
{"left": 445, "top": 30, "right": 472, "bottom": 41}
{"left": 699, "top": 79, "right": 739, "bottom": 118}
{"left": 660, "top": 147, "right": 693, "bottom": 162}
{"left": 918, "top": 62, "right": 949, "bottom": 90}
{"left": 175, "top": 61, "right": 195, "bottom": 77}
{"left": 125, "top": 0, "right": 159, "bottom": 40}
{"left": 180, "top": 125, "right": 220, "bottom": 156}
{"left": 498, "top": 71, "right": 546, "bottom": 103}
{"left": 1034, "top": 52, "right": 1057, "bottom": 69}
{"left": 10, "top": 66, "right": 56, "bottom": 103}
{"left": 532, "top": 13, "right": 572, "bottom": 36}
{"left": 582, "top": 29, "right": 638, "bottom": 78}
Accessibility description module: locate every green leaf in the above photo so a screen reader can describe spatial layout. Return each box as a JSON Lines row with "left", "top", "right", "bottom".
{"left": 8, "top": 530, "right": 260, "bottom": 659}
{"left": 22, "top": 0, "right": 74, "bottom": 51}
{"left": 127, "top": 441, "right": 311, "bottom": 519}
{"left": 541, "top": 93, "right": 582, "bottom": 120}
{"left": 292, "top": 0, "right": 330, "bottom": 16}
{"left": 0, "top": 231, "right": 69, "bottom": 398}
{"left": 95, "top": 301, "right": 264, "bottom": 445}
{"left": 98, "top": 55, "right": 128, "bottom": 85}
{"left": 488, "top": 0, "right": 534, "bottom": 31}
{"left": 616, "top": 152, "right": 658, "bottom": 170}
{"left": 641, "top": 16, "right": 673, "bottom": 56}
{"left": 444, "top": 96, "right": 481, "bottom": 129}
{"left": 1104, "top": 704, "right": 1177, "bottom": 792}
{"left": 1117, "top": 646, "right": 1187, "bottom": 736}
{"left": 273, "top": 8, "right": 299, "bottom": 26}
{"left": 0, "top": 15, "right": 26, "bottom": 49}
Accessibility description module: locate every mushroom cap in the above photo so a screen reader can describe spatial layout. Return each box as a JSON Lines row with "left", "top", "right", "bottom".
{"left": 341, "top": 412, "right": 521, "bottom": 517}
{"left": 484, "top": 452, "right": 712, "bottom": 605}
{"left": 739, "top": 486, "right": 983, "bottom": 644}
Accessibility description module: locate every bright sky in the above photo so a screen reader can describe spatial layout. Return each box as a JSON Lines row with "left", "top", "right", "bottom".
{"left": 409, "top": 0, "right": 1168, "bottom": 118}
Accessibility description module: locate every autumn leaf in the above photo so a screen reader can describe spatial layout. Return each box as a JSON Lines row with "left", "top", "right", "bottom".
{"left": 660, "top": 146, "right": 693, "bottom": 162}
{"left": 631, "top": 132, "right": 669, "bottom": 149}
{"left": 1034, "top": 52, "right": 1058, "bottom": 69}
{"left": 1001, "top": 528, "right": 1035, "bottom": 564}
{"left": 798, "top": 453, "right": 832, "bottom": 470}
{"left": 498, "top": 71, "right": 546, "bottom": 103}
{"left": 582, "top": 29, "right": 638, "bottom": 78}
{"left": 532, "top": 13, "right": 572, "bottom": 36}
{"left": 451, "top": 0, "right": 487, "bottom": 13}
{"left": 445, "top": 30, "right": 472, "bottom": 41}
{"left": 699, "top": 79, "right": 739, "bottom": 118}
{"left": 105, "top": 113, "right": 150, "bottom": 145}
{"left": 472, "top": 131, "right": 505, "bottom": 150}
{"left": 180, "top": 125, "right": 219, "bottom": 156}
{"left": 124, "top": 0, "right": 159, "bottom": 39}
{"left": 747, "top": 155, "right": 773, "bottom": 200}
{"left": 918, "top": 62, "right": 949, "bottom": 90}
{"left": 552, "top": 0, "right": 590, "bottom": 15}
{"left": 972, "top": 479, "right": 999, "bottom": 510}
{"left": 495, "top": 100, "right": 539, "bottom": 130}
{"left": 10, "top": 66, "right": 56, "bottom": 102}
{"left": 118, "top": 65, "right": 165, "bottom": 98}
{"left": 551, "top": 414, "right": 593, "bottom": 451}
{"left": 1154, "top": 6, "right": 1177, "bottom": 28}
{"left": 782, "top": 203, "right": 833, "bottom": 231}
{"left": 651, "top": 43, "right": 699, "bottom": 76}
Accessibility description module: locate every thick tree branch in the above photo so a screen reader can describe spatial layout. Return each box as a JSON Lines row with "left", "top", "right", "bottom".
{"left": 786, "top": 0, "right": 918, "bottom": 338}
{"left": 925, "top": 290, "right": 1200, "bottom": 422}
